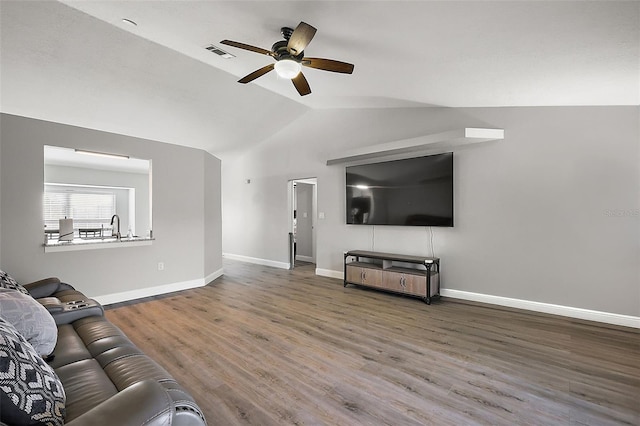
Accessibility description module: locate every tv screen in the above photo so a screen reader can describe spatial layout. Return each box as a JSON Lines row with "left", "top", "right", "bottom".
{"left": 346, "top": 152, "right": 453, "bottom": 226}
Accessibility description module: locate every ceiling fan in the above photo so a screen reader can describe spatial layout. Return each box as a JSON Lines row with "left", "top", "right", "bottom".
{"left": 220, "top": 21, "right": 354, "bottom": 96}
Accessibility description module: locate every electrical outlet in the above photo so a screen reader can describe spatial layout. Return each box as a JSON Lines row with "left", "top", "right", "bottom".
{"left": 158, "top": 262, "right": 164, "bottom": 271}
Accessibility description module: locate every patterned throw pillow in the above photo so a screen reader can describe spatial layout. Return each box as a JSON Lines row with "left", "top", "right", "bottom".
{"left": 0, "top": 270, "right": 30, "bottom": 295}
{"left": 0, "top": 317, "right": 65, "bottom": 426}
{"left": 0, "top": 290, "right": 58, "bottom": 356}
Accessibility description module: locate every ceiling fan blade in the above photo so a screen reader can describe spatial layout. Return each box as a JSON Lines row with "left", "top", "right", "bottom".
{"left": 220, "top": 40, "right": 273, "bottom": 56}
{"left": 287, "top": 22, "right": 317, "bottom": 55}
{"left": 292, "top": 72, "right": 312, "bottom": 96}
{"left": 238, "top": 63, "right": 275, "bottom": 84}
{"left": 303, "top": 57, "right": 354, "bottom": 74}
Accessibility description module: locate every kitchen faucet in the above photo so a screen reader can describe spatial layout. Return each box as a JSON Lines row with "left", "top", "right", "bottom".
{"left": 110, "top": 214, "right": 121, "bottom": 240}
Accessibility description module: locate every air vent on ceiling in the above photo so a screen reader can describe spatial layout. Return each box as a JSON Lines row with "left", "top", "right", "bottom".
{"left": 205, "top": 45, "right": 235, "bottom": 59}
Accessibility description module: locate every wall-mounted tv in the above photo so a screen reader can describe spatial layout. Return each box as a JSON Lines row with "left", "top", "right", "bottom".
{"left": 346, "top": 152, "right": 454, "bottom": 226}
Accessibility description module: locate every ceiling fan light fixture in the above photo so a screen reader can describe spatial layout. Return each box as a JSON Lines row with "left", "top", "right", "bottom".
{"left": 221, "top": 21, "right": 354, "bottom": 96}
{"left": 274, "top": 59, "right": 301, "bottom": 79}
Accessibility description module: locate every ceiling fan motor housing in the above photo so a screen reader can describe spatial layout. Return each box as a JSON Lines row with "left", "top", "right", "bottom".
{"left": 281, "top": 27, "right": 294, "bottom": 40}
{"left": 271, "top": 39, "right": 304, "bottom": 62}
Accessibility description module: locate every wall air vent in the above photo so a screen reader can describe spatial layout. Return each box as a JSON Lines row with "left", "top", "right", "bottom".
{"left": 205, "top": 45, "right": 235, "bottom": 59}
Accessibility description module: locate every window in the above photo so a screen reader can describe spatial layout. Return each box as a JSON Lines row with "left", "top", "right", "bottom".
{"left": 43, "top": 145, "right": 151, "bottom": 242}
{"left": 44, "top": 184, "right": 117, "bottom": 237}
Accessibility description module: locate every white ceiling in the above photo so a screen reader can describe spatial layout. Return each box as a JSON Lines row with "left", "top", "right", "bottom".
{"left": 1, "top": 1, "right": 638, "bottom": 156}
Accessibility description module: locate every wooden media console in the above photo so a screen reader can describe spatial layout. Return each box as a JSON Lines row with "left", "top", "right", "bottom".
{"left": 344, "top": 250, "right": 440, "bottom": 304}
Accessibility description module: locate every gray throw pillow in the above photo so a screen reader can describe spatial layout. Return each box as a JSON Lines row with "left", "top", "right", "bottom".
{"left": 0, "top": 290, "right": 58, "bottom": 356}
{"left": 0, "top": 270, "right": 30, "bottom": 295}
{"left": 0, "top": 317, "right": 66, "bottom": 426}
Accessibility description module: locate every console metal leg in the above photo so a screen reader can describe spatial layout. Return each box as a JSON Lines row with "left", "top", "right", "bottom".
{"left": 343, "top": 253, "right": 348, "bottom": 287}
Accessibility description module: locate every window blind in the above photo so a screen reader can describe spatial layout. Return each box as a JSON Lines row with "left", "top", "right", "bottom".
{"left": 44, "top": 184, "right": 117, "bottom": 234}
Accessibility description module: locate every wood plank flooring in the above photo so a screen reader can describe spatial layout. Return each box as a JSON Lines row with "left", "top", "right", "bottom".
{"left": 105, "top": 260, "right": 640, "bottom": 426}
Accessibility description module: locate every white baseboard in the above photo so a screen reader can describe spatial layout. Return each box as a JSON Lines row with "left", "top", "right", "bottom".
{"left": 315, "top": 269, "right": 640, "bottom": 329}
{"left": 95, "top": 278, "right": 206, "bottom": 306}
{"left": 296, "top": 255, "right": 315, "bottom": 263}
{"left": 205, "top": 268, "right": 224, "bottom": 285}
{"left": 93, "top": 268, "right": 223, "bottom": 306}
{"left": 316, "top": 268, "right": 343, "bottom": 280}
{"left": 223, "top": 253, "right": 290, "bottom": 269}
{"left": 440, "top": 289, "right": 639, "bottom": 329}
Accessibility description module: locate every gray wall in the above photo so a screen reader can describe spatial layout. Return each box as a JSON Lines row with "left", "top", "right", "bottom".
{"left": 0, "top": 134, "right": 2, "bottom": 266}
{"left": 204, "top": 152, "right": 222, "bottom": 281}
{"left": 222, "top": 106, "right": 639, "bottom": 317}
{"left": 0, "top": 113, "right": 222, "bottom": 299}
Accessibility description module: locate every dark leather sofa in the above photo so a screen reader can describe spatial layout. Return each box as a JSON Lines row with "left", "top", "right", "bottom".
{"left": 2, "top": 278, "right": 207, "bottom": 426}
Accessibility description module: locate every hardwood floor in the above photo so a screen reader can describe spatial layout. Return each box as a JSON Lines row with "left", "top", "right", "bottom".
{"left": 105, "top": 260, "right": 640, "bottom": 425}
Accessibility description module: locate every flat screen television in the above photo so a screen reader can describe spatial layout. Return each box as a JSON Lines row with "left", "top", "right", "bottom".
{"left": 346, "top": 152, "right": 453, "bottom": 226}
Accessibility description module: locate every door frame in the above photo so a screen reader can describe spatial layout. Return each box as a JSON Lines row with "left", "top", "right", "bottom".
{"left": 288, "top": 177, "right": 317, "bottom": 267}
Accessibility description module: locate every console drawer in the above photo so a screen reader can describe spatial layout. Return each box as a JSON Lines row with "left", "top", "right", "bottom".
{"left": 346, "top": 264, "right": 383, "bottom": 287}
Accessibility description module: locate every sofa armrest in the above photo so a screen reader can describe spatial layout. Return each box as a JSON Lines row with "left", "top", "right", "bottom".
{"left": 37, "top": 297, "right": 64, "bottom": 313}
{"left": 23, "top": 277, "right": 61, "bottom": 298}
{"left": 64, "top": 380, "right": 206, "bottom": 426}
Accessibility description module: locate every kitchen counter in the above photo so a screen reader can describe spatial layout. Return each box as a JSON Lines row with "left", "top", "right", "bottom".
{"left": 44, "top": 236, "right": 154, "bottom": 253}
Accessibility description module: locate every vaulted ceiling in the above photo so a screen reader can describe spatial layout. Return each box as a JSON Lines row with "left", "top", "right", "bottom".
{"left": 1, "top": 1, "right": 638, "bottom": 156}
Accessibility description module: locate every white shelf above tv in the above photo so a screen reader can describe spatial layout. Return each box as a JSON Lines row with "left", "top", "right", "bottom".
{"left": 326, "top": 127, "right": 504, "bottom": 166}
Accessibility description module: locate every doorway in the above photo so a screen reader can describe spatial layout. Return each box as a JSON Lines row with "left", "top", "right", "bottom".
{"left": 288, "top": 178, "right": 317, "bottom": 268}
